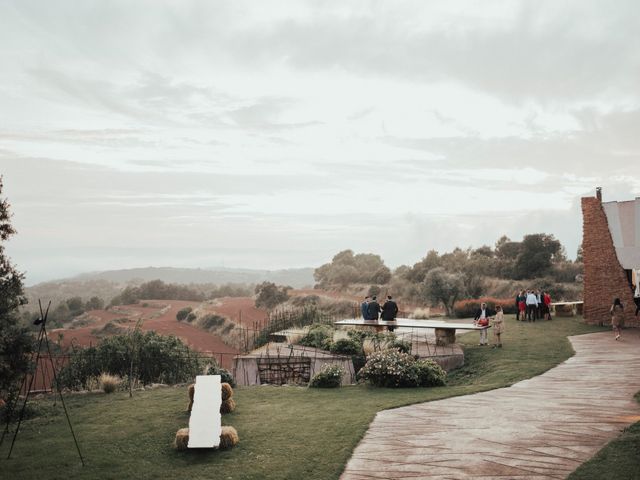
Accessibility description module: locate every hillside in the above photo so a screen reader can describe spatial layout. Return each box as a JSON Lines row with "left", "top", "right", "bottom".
{"left": 72, "top": 266, "right": 315, "bottom": 288}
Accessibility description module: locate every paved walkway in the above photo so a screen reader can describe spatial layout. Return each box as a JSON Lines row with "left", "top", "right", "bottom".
{"left": 341, "top": 330, "right": 640, "bottom": 480}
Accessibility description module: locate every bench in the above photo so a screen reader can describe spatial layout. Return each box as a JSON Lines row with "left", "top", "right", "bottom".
{"left": 334, "top": 318, "right": 490, "bottom": 346}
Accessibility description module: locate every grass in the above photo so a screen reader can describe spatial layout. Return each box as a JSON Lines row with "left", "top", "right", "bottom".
{"left": 0, "top": 316, "right": 605, "bottom": 480}
{"left": 567, "top": 391, "right": 640, "bottom": 480}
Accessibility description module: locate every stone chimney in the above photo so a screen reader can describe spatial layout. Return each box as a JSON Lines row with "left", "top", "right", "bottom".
{"left": 596, "top": 187, "right": 602, "bottom": 202}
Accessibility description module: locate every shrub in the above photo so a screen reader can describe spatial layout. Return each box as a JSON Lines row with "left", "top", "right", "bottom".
{"left": 298, "top": 324, "right": 334, "bottom": 350}
{"left": 205, "top": 364, "right": 236, "bottom": 387}
{"left": 99, "top": 373, "right": 120, "bottom": 393}
{"left": 389, "top": 339, "right": 412, "bottom": 354}
{"left": 199, "top": 314, "right": 226, "bottom": 330}
{"left": 358, "top": 349, "right": 447, "bottom": 388}
{"left": 453, "top": 297, "right": 517, "bottom": 318}
{"left": 186, "top": 312, "right": 197, "bottom": 322}
{"left": 57, "top": 331, "right": 205, "bottom": 390}
{"left": 329, "top": 338, "right": 362, "bottom": 356}
{"left": 309, "top": 364, "right": 345, "bottom": 388}
{"left": 176, "top": 307, "right": 193, "bottom": 321}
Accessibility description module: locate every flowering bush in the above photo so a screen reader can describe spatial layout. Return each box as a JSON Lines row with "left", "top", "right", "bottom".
{"left": 358, "top": 349, "right": 446, "bottom": 388}
{"left": 453, "top": 297, "right": 517, "bottom": 318}
{"left": 309, "top": 364, "right": 345, "bottom": 388}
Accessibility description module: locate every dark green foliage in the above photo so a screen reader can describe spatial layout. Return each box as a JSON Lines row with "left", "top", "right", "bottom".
{"left": 207, "top": 283, "right": 254, "bottom": 299}
{"left": 85, "top": 296, "right": 105, "bottom": 310}
{"left": 0, "top": 176, "right": 33, "bottom": 406}
{"left": 186, "top": 312, "right": 197, "bottom": 322}
{"left": 110, "top": 279, "right": 205, "bottom": 306}
{"left": 299, "top": 324, "right": 334, "bottom": 350}
{"left": 358, "top": 349, "right": 447, "bottom": 388}
{"left": 254, "top": 281, "right": 290, "bottom": 310}
{"left": 57, "top": 331, "right": 206, "bottom": 390}
{"left": 206, "top": 364, "right": 235, "bottom": 387}
{"left": 176, "top": 306, "right": 193, "bottom": 321}
{"left": 309, "top": 364, "right": 344, "bottom": 388}
{"left": 389, "top": 339, "right": 412, "bottom": 354}
{"left": 253, "top": 307, "right": 334, "bottom": 349}
{"left": 199, "top": 314, "right": 226, "bottom": 330}
{"left": 329, "top": 338, "right": 362, "bottom": 356}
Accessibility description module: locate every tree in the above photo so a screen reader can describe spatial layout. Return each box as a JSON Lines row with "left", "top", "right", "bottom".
{"left": 422, "top": 268, "right": 465, "bottom": 317}
{"left": 0, "top": 176, "right": 33, "bottom": 406}
{"left": 513, "top": 233, "right": 562, "bottom": 279}
{"left": 254, "top": 282, "right": 290, "bottom": 310}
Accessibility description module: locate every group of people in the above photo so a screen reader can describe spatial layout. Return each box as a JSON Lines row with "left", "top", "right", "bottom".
{"left": 361, "top": 295, "right": 399, "bottom": 322}
{"left": 473, "top": 302, "right": 505, "bottom": 348}
{"left": 515, "top": 290, "right": 552, "bottom": 322}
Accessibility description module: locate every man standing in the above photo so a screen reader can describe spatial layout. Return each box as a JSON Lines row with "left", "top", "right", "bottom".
{"left": 381, "top": 295, "right": 399, "bottom": 332}
{"left": 366, "top": 296, "right": 381, "bottom": 321}
{"left": 361, "top": 296, "right": 370, "bottom": 320}
{"left": 474, "top": 302, "right": 492, "bottom": 346}
{"left": 526, "top": 290, "right": 538, "bottom": 322}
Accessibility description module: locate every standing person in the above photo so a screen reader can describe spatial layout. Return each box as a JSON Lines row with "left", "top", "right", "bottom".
{"left": 634, "top": 294, "right": 640, "bottom": 316}
{"left": 518, "top": 290, "right": 526, "bottom": 321}
{"left": 381, "top": 295, "right": 399, "bottom": 331}
{"left": 514, "top": 292, "right": 521, "bottom": 321}
{"left": 492, "top": 305, "right": 505, "bottom": 348}
{"left": 526, "top": 290, "right": 538, "bottom": 322}
{"left": 535, "top": 290, "right": 542, "bottom": 320}
{"left": 610, "top": 298, "right": 624, "bottom": 340}
{"left": 543, "top": 291, "right": 552, "bottom": 320}
{"left": 367, "top": 296, "right": 381, "bottom": 321}
{"left": 474, "top": 302, "right": 492, "bottom": 346}
{"left": 361, "top": 296, "right": 370, "bottom": 320}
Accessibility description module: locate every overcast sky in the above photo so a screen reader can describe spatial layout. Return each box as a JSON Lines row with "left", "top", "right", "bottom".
{"left": 1, "top": 1, "right": 640, "bottom": 285}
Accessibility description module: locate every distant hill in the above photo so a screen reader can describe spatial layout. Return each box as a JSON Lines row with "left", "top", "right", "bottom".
{"left": 72, "top": 266, "right": 315, "bottom": 287}
{"left": 23, "top": 267, "right": 315, "bottom": 312}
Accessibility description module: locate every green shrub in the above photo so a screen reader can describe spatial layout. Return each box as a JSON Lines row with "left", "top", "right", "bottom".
{"left": 299, "top": 324, "right": 334, "bottom": 350}
{"left": 186, "top": 312, "right": 197, "bottom": 322}
{"left": 358, "top": 349, "right": 447, "bottom": 388}
{"left": 176, "top": 307, "right": 193, "bottom": 321}
{"left": 57, "top": 331, "right": 205, "bottom": 390}
{"left": 205, "top": 364, "right": 236, "bottom": 387}
{"left": 453, "top": 297, "right": 517, "bottom": 318}
{"left": 329, "top": 338, "right": 362, "bottom": 356}
{"left": 389, "top": 339, "right": 412, "bottom": 354}
{"left": 199, "top": 314, "right": 226, "bottom": 330}
{"left": 309, "top": 364, "right": 344, "bottom": 388}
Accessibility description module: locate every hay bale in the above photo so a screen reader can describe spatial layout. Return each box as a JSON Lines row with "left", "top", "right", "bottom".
{"left": 219, "top": 426, "right": 239, "bottom": 449}
{"left": 187, "top": 383, "right": 195, "bottom": 412}
{"left": 174, "top": 428, "right": 190, "bottom": 450}
{"left": 221, "top": 382, "right": 233, "bottom": 401}
{"left": 220, "top": 398, "right": 236, "bottom": 414}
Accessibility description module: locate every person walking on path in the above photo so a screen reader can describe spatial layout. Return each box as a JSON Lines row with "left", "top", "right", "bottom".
{"left": 611, "top": 297, "right": 625, "bottom": 340}
{"left": 361, "top": 296, "right": 370, "bottom": 320}
{"left": 526, "top": 290, "right": 538, "bottom": 322}
{"left": 381, "top": 295, "right": 399, "bottom": 332}
{"left": 474, "top": 302, "right": 492, "bottom": 346}
{"left": 492, "top": 305, "right": 504, "bottom": 348}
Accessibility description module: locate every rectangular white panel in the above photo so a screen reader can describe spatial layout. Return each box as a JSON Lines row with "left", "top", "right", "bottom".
{"left": 188, "top": 375, "right": 221, "bottom": 448}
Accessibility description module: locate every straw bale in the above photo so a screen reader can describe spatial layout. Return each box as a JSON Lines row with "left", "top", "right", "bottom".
{"left": 220, "top": 398, "right": 236, "bottom": 414}
{"left": 174, "top": 428, "right": 189, "bottom": 450}
{"left": 221, "top": 382, "right": 233, "bottom": 401}
{"left": 219, "top": 426, "right": 239, "bottom": 449}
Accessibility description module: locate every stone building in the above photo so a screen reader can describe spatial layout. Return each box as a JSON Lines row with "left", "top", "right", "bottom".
{"left": 582, "top": 188, "right": 640, "bottom": 326}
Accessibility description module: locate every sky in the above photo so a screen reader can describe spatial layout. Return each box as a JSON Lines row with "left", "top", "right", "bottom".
{"left": 1, "top": 1, "right": 640, "bottom": 285}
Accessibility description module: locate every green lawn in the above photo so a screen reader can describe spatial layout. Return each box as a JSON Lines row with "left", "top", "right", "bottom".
{"left": 0, "top": 316, "right": 606, "bottom": 480}
{"left": 567, "top": 391, "right": 640, "bottom": 480}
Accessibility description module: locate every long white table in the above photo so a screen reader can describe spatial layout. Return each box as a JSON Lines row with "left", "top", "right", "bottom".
{"left": 334, "top": 318, "right": 490, "bottom": 346}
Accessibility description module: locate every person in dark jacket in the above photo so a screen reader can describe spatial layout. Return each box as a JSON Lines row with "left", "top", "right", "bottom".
{"left": 474, "top": 302, "right": 494, "bottom": 346}
{"left": 366, "top": 296, "right": 381, "bottom": 321}
{"left": 361, "top": 296, "right": 370, "bottom": 320}
{"left": 381, "top": 295, "right": 399, "bottom": 332}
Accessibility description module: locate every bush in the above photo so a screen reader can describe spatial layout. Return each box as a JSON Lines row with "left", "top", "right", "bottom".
{"left": 199, "top": 314, "right": 226, "bottom": 330}
{"left": 309, "top": 364, "right": 345, "bottom": 388}
{"left": 99, "top": 373, "right": 120, "bottom": 393}
{"left": 358, "top": 349, "right": 447, "bottom": 388}
{"left": 329, "top": 338, "right": 362, "bottom": 356}
{"left": 389, "top": 339, "right": 412, "bottom": 354}
{"left": 453, "top": 297, "right": 517, "bottom": 318}
{"left": 57, "top": 331, "right": 205, "bottom": 390}
{"left": 176, "top": 307, "right": 193, "bottom": 321}
{"left": 186, "top": 312, "right": 197, "bottom": 322}
{"left": 205, "top": 364, "right": 236, "bottom": 387}
{"left": 299, "top": 324, "right": 334, "bottom": 350}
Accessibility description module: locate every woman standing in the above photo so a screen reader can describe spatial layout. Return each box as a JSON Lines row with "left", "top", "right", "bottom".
{"left": 492, "top": 305, "right": 505, "bottom": 348}
{"left": 610, "top": 298, "right": 624, "bottom": 340}
{"left": 518, "top": 290, "right": 526, "bottom": 321}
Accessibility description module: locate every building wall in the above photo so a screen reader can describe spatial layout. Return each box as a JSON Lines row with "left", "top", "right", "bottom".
{"left": 582, "top": 196, "right": 639, "bottom": 326}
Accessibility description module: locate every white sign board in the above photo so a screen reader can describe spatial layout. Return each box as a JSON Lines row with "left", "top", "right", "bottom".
{"left": 188, "top": 375, "right": 221, "bottom": 448}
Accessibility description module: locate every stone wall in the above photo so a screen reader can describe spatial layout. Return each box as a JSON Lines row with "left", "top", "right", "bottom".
{"left": 582, "top": 196, "right": 639, "bottom": 326}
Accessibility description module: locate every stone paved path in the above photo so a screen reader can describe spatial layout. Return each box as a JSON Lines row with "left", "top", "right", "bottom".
{"left": 341, "top": 330, "right": 640, "bottom": 480}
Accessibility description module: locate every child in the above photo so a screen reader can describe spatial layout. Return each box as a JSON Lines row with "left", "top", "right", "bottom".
{"left": 492, "top": 305, "right": 504, "bottom": 348}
